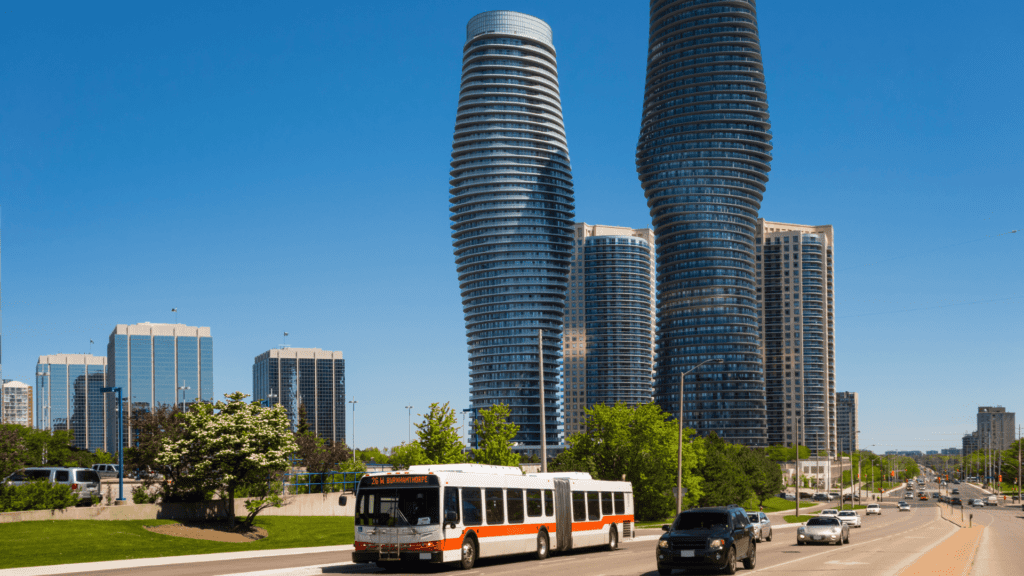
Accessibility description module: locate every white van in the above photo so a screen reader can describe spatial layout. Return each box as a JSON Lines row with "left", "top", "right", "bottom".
{"left": 986, "top": 495, "right": 998, "bottom": 506}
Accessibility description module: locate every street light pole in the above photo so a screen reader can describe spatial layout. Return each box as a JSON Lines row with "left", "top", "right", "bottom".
{"left": 676, "top": 358, "right": 724, "bottom": 515}
{"left": 405, "top": 405, "right": 413, "bottom": 443}
{"left": 176, "top": 384, "right": 191, "bottom": 412}
{"left": 537, "top": 329, "right": 548, "bottom": 473}
{"left": 349, "top": 400, "right": 358, "bottom": 461}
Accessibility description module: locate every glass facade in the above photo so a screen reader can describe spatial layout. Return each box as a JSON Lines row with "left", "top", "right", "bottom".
{"left": 450, "top": 11, "right": 573, "bottom": 450}
{"left": 252, "top": 349, "right": 345, "bottom": 444}
{"left": 36, "top": 355, "right": 106, "bottom": 451}
{"left": 637, "top": 0, "right": 771, "bottom": 445}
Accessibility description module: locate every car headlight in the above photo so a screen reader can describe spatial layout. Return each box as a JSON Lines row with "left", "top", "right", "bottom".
{"left": 659, "top": 540, "right": 669, "bottom": 549}
{"left": 709, "top": 539, "right": 725, "bottom": 550}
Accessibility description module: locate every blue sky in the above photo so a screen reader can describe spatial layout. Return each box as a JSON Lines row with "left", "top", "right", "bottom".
{"left": 1, "top": 1, "right": 1020, "bottom": 453}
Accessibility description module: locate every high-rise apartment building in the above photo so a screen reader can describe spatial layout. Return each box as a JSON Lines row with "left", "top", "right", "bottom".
{"left": 757, "top": 220, "right": 838, "bottom": 455}
{"left": 563, "top": 223, "right": 656, "bottom": 434}
{"left": 636, "top": 0, "right": 772, "bottom": 446}
{"left": 36, "top": 355, "right": 106, "bottom": 450}
{"left": 836, "top": 391, "right": 858, "bottom": 454}
{"left": 106, "top": 322, "right": 212, "bottom": 450}
{"left": 1, "top": 380, "right": 32, "bottom": 428}
{"left": 976, "top": 406, "right": 1015, "bottom": 451}
{"left": 253, "top": 347, "right": 345, "bottom": 444}
{"left": 963, "top": 431, "right": 979, "bottom": 455}
{"left": 449, "top": 11, "right": 573, "bottom": 453}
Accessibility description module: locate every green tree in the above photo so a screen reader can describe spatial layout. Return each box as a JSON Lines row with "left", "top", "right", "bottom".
{"left": 297, "top": 404, "right": 310, "bottom": 436}
{"left": 551, "top": 403, "right": 704, "bottom": 520}
{"left": 357, "top": 446, "right": 389, "bottom": 464}
{"left": 390, "top": 442, "right": 428, "bottom": 469}
{"left": 472, "top": 403, "right": 520, "bottom": 467}
{"left": 157, "top": 392, "right": 298, "bottom": 529}
{"left": 743, "top": 448, "right": 783, "bottom": 506}
{"left": 296, "top": 433, "right": 352, "bottom": 491}
{"left": 696, "top": 433, "right": 752, "bottom": 507}
{"left": 415, "top": 402, "right": 465, "bottom": 465}
{"left": 765, "top": 444, "right": 810, "bottom": 461}
{"left": 0, "top": 425, "right": 27, "bottom": 479}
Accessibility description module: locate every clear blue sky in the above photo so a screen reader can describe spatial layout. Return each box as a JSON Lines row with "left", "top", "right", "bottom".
{"left": 1, "top": 1, "right": 1020, "bottom": 453}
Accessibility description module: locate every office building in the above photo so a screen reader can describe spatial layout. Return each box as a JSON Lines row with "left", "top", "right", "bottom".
{"left": 449, "top": 11, "right": 573, "bottom": 452}
{"left": 757, "top": 220, "right": 838, "bottom": 455}
{"left": 976, "top": 406, "right": 1015, "bottom": 451}
{"left": 836, "top": 391, "right": 857, "bottom": 454}
{"left": 941, "top": 447, "right": 960, "bottom": 456}
{"left": 636, "top": 0, "right": 771, "bottom": 446}
{"left": 963, "top": 431, "right": 979, "bottom": 455}
{"left": 36, "top": 355, "right": 106, "bottom": 450}
{"left": 563, "top": 223, "right": 656, "bottom": 434}
{"left": 106, "top": 322, "right": 212, "bottom": 450}
{"left": 253, "top": 347, "right": 345, "bottom": 443}
{"left": 1, "top": 380, "right": 32, "bottom": 428}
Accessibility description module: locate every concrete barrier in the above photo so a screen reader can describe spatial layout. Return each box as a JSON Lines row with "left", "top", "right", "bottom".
{"left": 0, "top": 491, "right": 354, "bottom": 524}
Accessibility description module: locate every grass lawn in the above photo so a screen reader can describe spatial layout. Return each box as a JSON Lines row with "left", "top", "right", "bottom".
{"left": 0, "top": 516, "right": 354, "bottom": 570}
{"left": 783, "top": 515, "right": 816, "bottom": 523}
{"left": 635, "top": 497, "right": 801, "bottom": 528}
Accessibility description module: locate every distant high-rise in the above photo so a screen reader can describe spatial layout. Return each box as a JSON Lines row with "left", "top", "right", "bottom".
{"left": 976, "top": 406, "right": 1015, "bottom": 451}
{"left": 637, "top": 0, "right": 772, "bottom": 445}
{"left": 757, "top": 220, "right": 838, "bottom": 455}
{"left": 449, "top": 11, "right": 573, "bottom": 453}
{"left": 36, "top": 355, "right": 106, "bottom": 450}
{"left": 563, "top": 223, "right": 656, "bottom": 434}
{"left": 1, "top": 380, "right": 32, "bottom": 428}
{"left": 106, "top": 322, "right": 212, "bottom": 450}
{"left": 836, "top": 392, "right": 858, "bottom": 454}
{"left": 253, "top": 347, "right": 345, "bottom": 444}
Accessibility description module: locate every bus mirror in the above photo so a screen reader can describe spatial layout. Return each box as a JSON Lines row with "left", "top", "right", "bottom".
{"left": 339, "top": 496, "right": 348, "bottom": 506}
{"left": 446, "top": 511, "right": 458, "bottom": 523}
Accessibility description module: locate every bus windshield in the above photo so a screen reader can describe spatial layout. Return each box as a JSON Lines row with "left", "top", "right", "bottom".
{"left": 356, "top": 487, "right": 440, "bottom": 527}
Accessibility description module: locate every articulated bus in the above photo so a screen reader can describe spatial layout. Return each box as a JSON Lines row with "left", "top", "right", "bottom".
{"left": 349, "top": 463, "right": 634, "bottom": 570}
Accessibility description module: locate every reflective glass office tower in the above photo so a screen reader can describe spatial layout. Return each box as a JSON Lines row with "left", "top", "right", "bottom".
{"left": 563, "top": 224, "right": 656, "bottom": 434}
{"left": 106, "top": 322, "right": 212, "bottom": 451}
{"left": 36, "top": 354, "right": 106, "bottom": 451}
{"left": 637, "top": 0, "right": 771, "bottom": 445}
{"left": 253, "top": 347, "right": 345, "bottom": 444}
{"left": 449, "top": 11, "right": 574, "bottom": 452}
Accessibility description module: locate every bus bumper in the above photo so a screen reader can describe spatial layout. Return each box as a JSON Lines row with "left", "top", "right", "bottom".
{"left": 353, "top": 551, "right": 445, "bottom": 564}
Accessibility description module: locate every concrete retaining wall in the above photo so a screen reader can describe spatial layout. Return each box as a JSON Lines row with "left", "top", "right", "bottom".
{"left": 0, "top": 491, "right": 355, "bottom": 524}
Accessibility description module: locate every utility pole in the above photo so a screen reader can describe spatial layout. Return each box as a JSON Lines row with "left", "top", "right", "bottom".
{"left": 537, "top": 329, "right": 547, "bottom": 473}
{"left": 795, "top": 416, "right": 801, "bottom": 518}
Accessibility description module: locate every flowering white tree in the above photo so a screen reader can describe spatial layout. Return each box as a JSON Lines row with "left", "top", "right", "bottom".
{"left": 157, "top": 392, "right": 297, "bottom": 529}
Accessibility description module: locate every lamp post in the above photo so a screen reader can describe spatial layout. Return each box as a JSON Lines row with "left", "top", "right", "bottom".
{"left": 176, "top": 384, "right": 191, "bottom": 412}
{"left": 99, "top": 386, "right": 126, "bottom": 503}
{"left": 349, "top": 400, "right": 358, "bottom": 460}
{"left": 537, "top": 329, "right": 551, "bottom": 472}
{"left": 676, "top": 358, "right": 724, "bottom": 514}
{"left": 405, "top": 405, "right": 413, "bottom": 443}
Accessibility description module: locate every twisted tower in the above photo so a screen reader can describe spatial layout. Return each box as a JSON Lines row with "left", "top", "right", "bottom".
{"left": 637, "top": 0, "right": 771, "bottom": 445}
{"left": 449, "top": 11, "right": 573, "bottom": 452}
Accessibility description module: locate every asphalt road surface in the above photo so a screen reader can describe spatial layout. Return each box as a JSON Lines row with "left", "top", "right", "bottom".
{"left": 69, "top": 493, "right": 968, "bottom": 576}
{"left": 951, "top": 481, "right": 1022, "bottom": 576}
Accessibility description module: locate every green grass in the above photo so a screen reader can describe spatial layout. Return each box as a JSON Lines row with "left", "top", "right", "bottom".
{"left": 634, "top": 497, "right": 808, "bottom": 528}
{"left": 0, "top": 516, "right": 355, "bottom": 570}
{"left": 783, "top": 515, "right": 816, "bottom": 524}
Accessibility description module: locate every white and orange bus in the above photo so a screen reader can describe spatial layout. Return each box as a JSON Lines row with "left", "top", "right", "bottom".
{"left": 349, "top": 463, "right": 634, "bottom": 570}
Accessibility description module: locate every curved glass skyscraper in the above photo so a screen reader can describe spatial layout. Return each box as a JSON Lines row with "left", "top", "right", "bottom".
{"left": 449, "top": 11, "right": 573, "bottom": 452}
{"left": 637, "top": 0, "right": 771, "bottom": 445}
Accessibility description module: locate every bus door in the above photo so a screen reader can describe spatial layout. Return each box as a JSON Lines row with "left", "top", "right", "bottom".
{"left": 554, "top": 478, "right": 573, "bottom": 551}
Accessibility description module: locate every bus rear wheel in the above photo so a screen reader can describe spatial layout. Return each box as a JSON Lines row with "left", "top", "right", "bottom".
{"left": 536, "top": 530, "right": 550, "bottom": 560}
{"left": 460, "top": 535, "right": 477, "bottom": 570}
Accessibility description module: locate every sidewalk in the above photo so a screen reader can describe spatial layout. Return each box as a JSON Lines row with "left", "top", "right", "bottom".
{"left": 0, "top": 545, "right": 354, "bottom": 576}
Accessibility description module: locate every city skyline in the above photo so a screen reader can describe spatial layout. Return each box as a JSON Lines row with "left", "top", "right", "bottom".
{"left": 0, "top": 1, "right": 1020, "bottom": 452}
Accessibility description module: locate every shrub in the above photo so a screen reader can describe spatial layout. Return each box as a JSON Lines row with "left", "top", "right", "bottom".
{"left": 0, "top": 480, "right": 78, "bottom": 512}
{"left": 131, "top": 484, "right": 158, "bottom": 504}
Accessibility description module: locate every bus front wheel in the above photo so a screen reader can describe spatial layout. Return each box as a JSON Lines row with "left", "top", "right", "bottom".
{"left": 607, "top": 526, "right": 619, "bottom": 550}
{"left": 536, "top": 530, "right": 550, "bottom": 560}
{"left": 460, "top": 535, "right": 477, "bottom": 570}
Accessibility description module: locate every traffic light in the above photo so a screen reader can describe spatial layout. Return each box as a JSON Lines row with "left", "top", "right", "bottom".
{"left": 998, "top": 475, "right": 1002, "bottom": 483}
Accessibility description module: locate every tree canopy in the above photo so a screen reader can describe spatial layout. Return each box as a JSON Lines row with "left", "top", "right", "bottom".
{"left": 415, "top": 402, "right": 465, "bottom": 465}
{"left": 695, "top": 433, "right": 752, "bottom": 507}
{"left": 472, "top": 403, "right": 520, "bottom": 467}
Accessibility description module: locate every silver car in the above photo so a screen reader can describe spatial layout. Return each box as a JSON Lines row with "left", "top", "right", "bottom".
{"left": 747, "top": 511, "right": 773, "bottom": 542}
{"left": 797, "top": 517, "right": 850, "bottom": 546}
{"left": 92, "top": 464, "right": 121, "bottom": 479}
{"left": 837, "top": 510, "right": 862, "bottom": 528}
{"left": 4, "top": 467, "right": 101, "bottom": 501}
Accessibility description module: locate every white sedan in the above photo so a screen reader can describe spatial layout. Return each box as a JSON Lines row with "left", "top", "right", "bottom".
{"left": 865, "top": 504, "right": 882, "bottom": 515}
{"left": 837, "top": 510, "right": 862, "bottom": 527}
{"left": 819, "top": 508, "right": 840, "bottom": 518}
{"left": 898, "top": 502, "right": 911, "bottom": 512}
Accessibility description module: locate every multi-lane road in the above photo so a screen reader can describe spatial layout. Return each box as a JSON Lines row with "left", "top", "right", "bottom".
{"left": 66, "top": 476, "right": 1019, "bottom": 576}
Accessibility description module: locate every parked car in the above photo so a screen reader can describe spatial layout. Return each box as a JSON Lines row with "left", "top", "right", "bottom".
{"left": 865, "top": 504, "right": 882, "bottom": 515}
{"left": 657, "top": 506, "right": 757, "bottom": 575}
{"left": 92, "top": 464, "right": 121, "bottom": 479}
{"left": 797, "top": 517, "right": 849, "bottom": 546}
{"left": 747, "top": 511, "right": 773, "bottom": 542}
{"left": 4, "top": 467, "right": 101, "bottom": 501}
{"left": 837, "top": 510, "right": 862, "bottom": 528}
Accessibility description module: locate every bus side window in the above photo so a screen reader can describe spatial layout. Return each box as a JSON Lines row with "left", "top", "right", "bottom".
{"left": 587, "top": 492, "right": 600, "bottom": 521}
{"left": 526, "top": 489, "right": 543, "bottom": 517}
{"left": 572, "top": 492, "right": 586, "bottom": 522}
{"left": 462, "top": 488, "right": 482, "bottom": 526}
{"left": 544, "top": 489, "right": 554, "bottom": 516}
{"left": 444, "top": 487, "right": 460, "bottom": 524}
{"left": 614, "top": 492, "right": 625, "bottom": 515}
{"left": 601, "top": 492, "right": 613, "bottom": 516}
{"left": 507, "top": 489, "right": 525, "bottom": 524}
{"left": 485, "top": 488, "right": 505, "bottom": 525}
